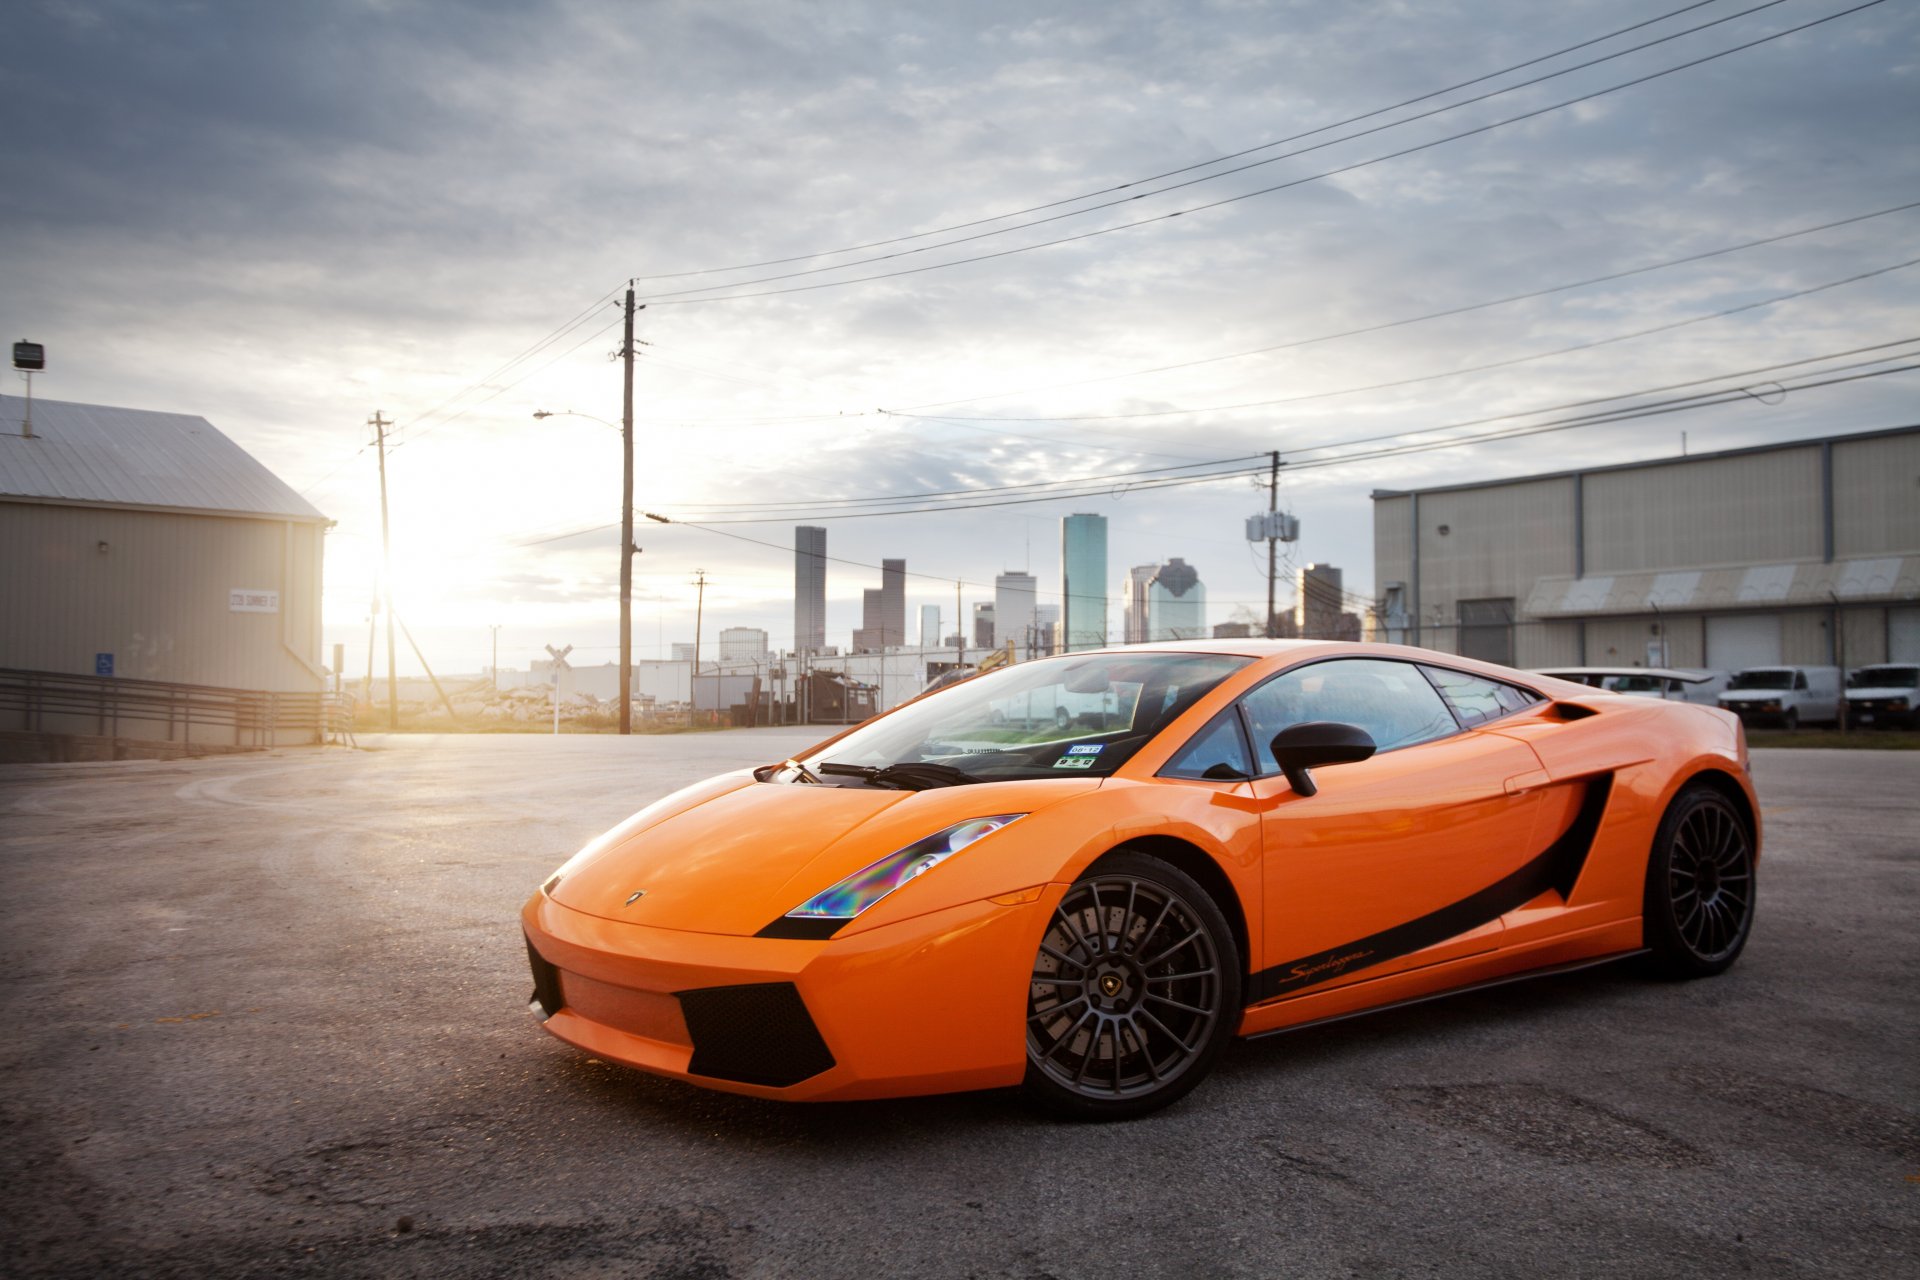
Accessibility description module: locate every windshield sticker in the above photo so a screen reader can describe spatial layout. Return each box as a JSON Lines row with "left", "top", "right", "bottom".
{"left": 1053, "top": 756, "right": 1098, "bottom": 769}
{"left": 1065, "top": 744, "right": 1103, "bottom": 755}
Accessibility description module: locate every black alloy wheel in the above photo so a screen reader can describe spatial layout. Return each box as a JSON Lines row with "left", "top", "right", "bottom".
{"left": 1023, "top": 851, "right": 1241, "bottom": 1119}
{"left": 1643, "top": 785, "right": 1756, "bottom": 979}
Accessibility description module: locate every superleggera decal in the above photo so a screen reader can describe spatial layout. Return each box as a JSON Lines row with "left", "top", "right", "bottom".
{"left": 1246, "top": 773, "right": 1615, "bottom": 1005}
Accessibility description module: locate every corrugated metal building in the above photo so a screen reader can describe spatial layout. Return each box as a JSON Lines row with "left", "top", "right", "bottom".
{"left": 1371, "top": 425, "right": 1920, "bottom": 670}
{"left": 1, "top": 395, "right": 330, "bottom": 747}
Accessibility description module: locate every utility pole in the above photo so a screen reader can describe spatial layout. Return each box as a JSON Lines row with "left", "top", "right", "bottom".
{"left": 490, "top": 624, "right": 501, "bottom": 690}
{"left": 370, "top": 411, "right": 398, "bottom": 730}
{"left": 618, "top": 287, "right": 642, "bottom": 735}
{"left": 690, "top": 570, "right": 708, "bottom": 727}
{"left": 1265, "top": 449, "right": 1280, "bottom": 639}
{"left": 955, "top": 581, "right": 964, "bottom": 671}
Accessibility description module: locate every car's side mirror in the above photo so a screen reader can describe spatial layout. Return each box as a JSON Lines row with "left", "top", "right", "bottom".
{"left": 1270, "top": 721, "right": 1376, "bottom": 798}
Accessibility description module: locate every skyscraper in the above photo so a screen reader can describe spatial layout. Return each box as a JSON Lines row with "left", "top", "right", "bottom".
{"left": 1061, "top": 513, "right": 1108, "bottom": 652}
{"left": 852, "top": 558, "right": 907, "bottom": 650}
{"left": 994, "top": 570, "right": 1037, "bottom": 658}
{"left": 972, "top": 601, "right": 996, "bottom": 647}
{"left": 1147, "top": 558, "right": 1206, "bottom": 640}
{"left": 793, "top": 526, "right": 826, "bottom": 655}
{"left": 1122, "top": 563, "right": 1158, "bottom": 644}
{"left": 1296, "top": 563, "right": 1359, "bottom": 640}
{"left": 880, "top": 558, "right": 905, "bottom": 646}
{"left": 918, "top": 603, "right": 941, "bottom": 649}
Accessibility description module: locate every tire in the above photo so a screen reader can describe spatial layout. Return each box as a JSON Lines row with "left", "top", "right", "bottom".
{"left": 1022, "top": 851, "right": 1242, "bottom": 1120}
{"left": 1782, "top": 708, "right": 1799, "bottom": 730}
{"left": 1054, "top": 707, "right": 1072, "bottom": 730}
{"left": 1642, "top": 785, "right": 1756, "bottom": 980}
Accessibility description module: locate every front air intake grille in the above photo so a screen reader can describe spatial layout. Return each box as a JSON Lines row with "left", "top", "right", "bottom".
{"left": 676, "top": 982, "right": 836, "bottom": 1088}
{"left": 525, "top": 935, "right": 564, "bottom": 1020}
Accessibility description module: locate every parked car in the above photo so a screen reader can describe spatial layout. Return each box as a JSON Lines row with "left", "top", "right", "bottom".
{"left": 1534, "top": 666, "right": 1728, "bottom": 704}
{"left": 526, "top": 640, "right": 1759, "bottom": 1118}
{"left": 1717, "top": 665, "right": 1841, "bottom": 729}
{"left": 1845, "top": 664, "right": 1920, "bottom": 729}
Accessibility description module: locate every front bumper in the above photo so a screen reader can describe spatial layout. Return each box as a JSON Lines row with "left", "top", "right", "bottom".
{"left": 521, "top": 888, "right": 1049, "bottom": 1101}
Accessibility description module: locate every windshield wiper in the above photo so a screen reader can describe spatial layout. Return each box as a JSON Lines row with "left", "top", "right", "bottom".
{"left": 817, "top": 761, "right": 978, "bottom": 791}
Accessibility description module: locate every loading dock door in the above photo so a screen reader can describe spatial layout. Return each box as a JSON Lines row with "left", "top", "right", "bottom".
{"left": 1706, "top": 614, "right": 1782, "bottom": 668}
{"left": 1891, "top": 608, "right": 1920, "bottom": 663}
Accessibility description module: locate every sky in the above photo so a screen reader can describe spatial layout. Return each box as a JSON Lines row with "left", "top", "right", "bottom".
{"left": 4, "top": 0, "right": 1917, "bottom": 678}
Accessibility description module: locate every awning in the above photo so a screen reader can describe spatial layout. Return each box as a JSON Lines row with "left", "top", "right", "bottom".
{"left": 1524, "top": 556, "right": 1920, "bottom": 619}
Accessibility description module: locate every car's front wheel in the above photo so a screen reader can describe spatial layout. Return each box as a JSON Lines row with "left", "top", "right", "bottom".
{"left": 1023, "top": 851, "right": 1241, "bottom": 1119}
{"left": 1642, "top": 785, "right": 1756, "bottom": 979}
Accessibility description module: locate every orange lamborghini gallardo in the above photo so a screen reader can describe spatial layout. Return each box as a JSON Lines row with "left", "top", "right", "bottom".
{"left": 522, "top": 640, "right": 1758, "bottom": 1118}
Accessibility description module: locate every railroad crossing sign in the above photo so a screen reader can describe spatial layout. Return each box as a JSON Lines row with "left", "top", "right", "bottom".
{"left": 545, "top": 644, "right": 572, "bottom": 735}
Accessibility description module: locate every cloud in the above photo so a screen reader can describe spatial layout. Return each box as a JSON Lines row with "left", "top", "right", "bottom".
{"left": 3, "top": 0, "right": 1916, "bottom": 673}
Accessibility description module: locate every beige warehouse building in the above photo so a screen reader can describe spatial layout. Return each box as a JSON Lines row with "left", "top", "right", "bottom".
{"left": 1, "top": 395, "right": 331, "bottom": 753}
{"left": 1371, "top": 424, "right": 1920, "bottom": 671}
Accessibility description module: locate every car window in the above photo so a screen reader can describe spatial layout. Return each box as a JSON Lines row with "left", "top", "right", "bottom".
{"left": 1794, "top": 672, "right": 1808, "bottom": 691}
{"left": 795, "top": 651, "right": 1251, "bottom": 784}
{"left": 1161, "top": 708, "right": 1254, "bottom": 781}
{"left": 1420, "top": 664, "right": 1541, "bottom": 727}
{"left": 1242, "top": 658, "right": 1460, "bottom": 772}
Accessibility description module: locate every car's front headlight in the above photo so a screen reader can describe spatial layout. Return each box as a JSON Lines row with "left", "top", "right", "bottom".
{"left": 782, "top": 814, "right": 1026, "bottom": 924}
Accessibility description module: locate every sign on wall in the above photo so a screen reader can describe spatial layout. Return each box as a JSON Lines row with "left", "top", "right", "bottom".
{"left": 228, "top": 588, "right": 280, "bottom": 614}
{"left": 95, "top": 653, "right": 113, "bottom": 676}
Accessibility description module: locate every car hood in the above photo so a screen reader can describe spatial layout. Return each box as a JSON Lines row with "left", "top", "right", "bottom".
{"left": 1719, "top": 690, "right": 1791, "bottom": 702}
{"left": 546, "top": 775, "right": 1098, "bottom": 936}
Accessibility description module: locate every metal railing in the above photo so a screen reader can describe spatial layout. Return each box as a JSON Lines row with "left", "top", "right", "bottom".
{"left": 0, "top": 667, "right": 344, "bottom": 747}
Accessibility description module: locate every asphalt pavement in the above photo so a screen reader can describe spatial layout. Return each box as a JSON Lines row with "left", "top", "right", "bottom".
{"left": 1, "top": 732, "right": 1914, "bottom": 1278}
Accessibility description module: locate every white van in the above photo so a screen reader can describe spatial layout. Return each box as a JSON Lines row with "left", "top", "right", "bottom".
{"left": 1845, "top": 664, "right": 1920, "bottom": 729}
{"left": 1717, "top": 666, "right": 1841, "bottom": 729}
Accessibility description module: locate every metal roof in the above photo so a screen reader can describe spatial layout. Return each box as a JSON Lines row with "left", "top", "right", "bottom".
{"left": 0, "top": 395, "right": 326, "bottom": 522}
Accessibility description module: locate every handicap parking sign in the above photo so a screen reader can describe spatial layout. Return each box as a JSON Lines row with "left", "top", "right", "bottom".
{"left": 95, "top": 652, "right": 114, "bottom": 676}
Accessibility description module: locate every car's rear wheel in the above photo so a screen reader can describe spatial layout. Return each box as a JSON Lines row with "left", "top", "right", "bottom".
{"left": 1642, "top": 785, "right": 1755, "bottom": 979}
{"left": 1023, "top": 851, "right": 1241, "bottom": 1119}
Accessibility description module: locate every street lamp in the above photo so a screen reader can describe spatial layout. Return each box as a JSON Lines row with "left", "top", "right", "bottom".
{"left": 534, "top": 406, "right": 638, "bottom": 733}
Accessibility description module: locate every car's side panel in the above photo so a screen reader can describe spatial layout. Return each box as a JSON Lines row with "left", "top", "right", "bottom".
{"left": 1236, "top": 915, "right": 1644, "bottom": 1038}
{"left": 1247, "top": 727, "right": 1553, "bottom": 1001}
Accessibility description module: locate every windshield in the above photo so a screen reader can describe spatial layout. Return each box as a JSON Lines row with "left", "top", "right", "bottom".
{"left": 1728, "top": 670, "right": 1793, "bottom": 690}
{"left": 1850, "top": 666, "right": 1919, "bottom": 687}
{"left": 786, "top": 652, "right": 1251, "bottom": 786}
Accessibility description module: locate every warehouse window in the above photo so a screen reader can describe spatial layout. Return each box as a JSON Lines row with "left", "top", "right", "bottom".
{"left": 1458, "top": 598, "right": 1515, "bottom": 666}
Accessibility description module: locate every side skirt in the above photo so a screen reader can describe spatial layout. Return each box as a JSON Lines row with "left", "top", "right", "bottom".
{"left": 1241, "top": 948, "right": 1647, "bottom": 1042}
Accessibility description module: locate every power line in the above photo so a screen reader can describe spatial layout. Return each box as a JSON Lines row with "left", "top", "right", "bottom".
{"left": 632, "top": 2, "right": 1884, "bottom": 307}
{"left": 658, "top": 360, "right": 1920, "bottom": 523}
{"left": 1281, "top": 337, "right": 1920, "bottom": 455}
{"left": 666, "top": 453, "right": 1269, "bottom": 511}
{"left": 886, "top": 253, "right": 1920, "bottom": 422}
{"left": 506, "top": 335, "right": 1920, "bottom": 546}
{"left": 397, "top": 288, "right": 625, "bottom": 433}
{"left": 889, "top": 198, "right": 1920, "bottom": 413}
{"left": 629, "top": 0, "right": 1788, "bottom": 299}
{"left": 626, "top": 1, "right": 1732, "bottom": 283}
